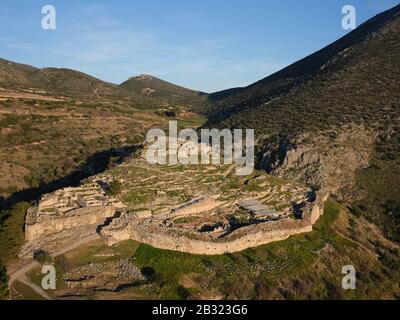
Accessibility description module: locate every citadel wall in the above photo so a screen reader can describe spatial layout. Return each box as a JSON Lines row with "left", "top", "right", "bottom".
{"left": 102, "top": 191, "right": 329, "bottom": 255}
{"left": 23, "top": 178, "right": 329, "bottom": 256}
{"left": 25, "top": 206, "right": 116, "bottom": 241}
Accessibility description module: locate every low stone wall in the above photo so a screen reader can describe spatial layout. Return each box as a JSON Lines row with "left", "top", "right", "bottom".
{"left": 20, "top": 224, "right": 97, "bottom": 259}
{"left": 173, "top": 197, "right": 219, "bottom": 217}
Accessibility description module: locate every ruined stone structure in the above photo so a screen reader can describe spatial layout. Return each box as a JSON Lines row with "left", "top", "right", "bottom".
{"left": 237, "top": 199, "right": 279, "bottom": 220}
{"left": 99, "top": 191, "right": 329, "bottom": 255}
{"left": 24, "top": 183, "right": 125, "bottom": 241}
{"left": 171, "top": 196, "right": 220, "bottom": 217}
{"left": 21, "top": 156, "right": 330, "bottom": 257}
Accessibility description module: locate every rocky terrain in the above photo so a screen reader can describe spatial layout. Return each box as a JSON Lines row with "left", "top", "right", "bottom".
{"left": 59, "top": 259, "right": 145, "bottom": 297}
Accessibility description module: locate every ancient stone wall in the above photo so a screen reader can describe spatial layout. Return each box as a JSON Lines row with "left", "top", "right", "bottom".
{"left": 24, "top": 181, "right": 124, "bottom": 242}
{"left": 102, "top": 191, "right": 329, "bottom": 255}
{"left": 308, "top": 191, "right": 330, "bottom": 224}
{"left": 126, "top": 221, "right": 313, "bottom": 255}
{"left": 24, "top": 174, "right": 329, "bottom": 256}
{"left": 172, "top": 197, "right": 220, "bottom": 217}
{"left": 25, "top": 206, "right": 116, "bottom": 241}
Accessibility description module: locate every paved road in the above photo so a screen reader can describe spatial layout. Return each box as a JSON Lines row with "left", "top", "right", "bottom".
{"left": 8, "top": 233, "right": 101, "bottom": 300}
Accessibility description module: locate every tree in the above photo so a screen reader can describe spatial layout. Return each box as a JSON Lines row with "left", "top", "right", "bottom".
{"left": 33, "top": 250, "right": 52, "bottom": 264}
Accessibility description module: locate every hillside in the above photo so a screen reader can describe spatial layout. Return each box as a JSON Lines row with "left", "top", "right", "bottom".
{"left": 205, "top": 4, "right": 400, "bottom": 242}
{"left": 120, "top": 74, "right": 202, "bottom": 97}
{"left": 119, "top": 74, "right": 207, "bottom": 111}
{"left": 206, "top": 4, "right": 400, "bottom": 118}
{"left": 0, "top": 58, "right": 126, "bottom": 100}
{"left": 0, "top": 60, "right": 207, "bottom": 289}
{"left": 0, "top": 59, "right": 207, "bottom": 106}
{"left": 0, "top": 59, "right": 210, "bottom": 204}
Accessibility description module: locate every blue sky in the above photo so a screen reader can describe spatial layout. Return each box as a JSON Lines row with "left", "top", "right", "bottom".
{"left": 0, "top": 0, "right": 398, "bottom": 92}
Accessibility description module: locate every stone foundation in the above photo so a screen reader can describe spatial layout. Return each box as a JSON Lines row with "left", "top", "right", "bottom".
{"left": 172, "top": 196, "right": 220, "bottom": 216}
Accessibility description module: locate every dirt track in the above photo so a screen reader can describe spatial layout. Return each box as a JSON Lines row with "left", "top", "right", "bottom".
{"left": 8, "top": 233, "right": 101, "bottom": 300}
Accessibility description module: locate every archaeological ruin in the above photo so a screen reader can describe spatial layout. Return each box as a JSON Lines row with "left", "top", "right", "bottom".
{"left": 20, "top": 147, "right": 330, "bottom": 258}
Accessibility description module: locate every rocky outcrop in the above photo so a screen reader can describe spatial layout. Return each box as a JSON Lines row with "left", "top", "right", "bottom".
{"left": 58, "top": 259, "right": 145, "bottom": 297}
{"left": 259, "top": 125, "right": 375, "bottom": 194}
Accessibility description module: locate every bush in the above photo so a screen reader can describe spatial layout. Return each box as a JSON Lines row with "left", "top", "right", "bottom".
{"left": 176, "top": 285, "right": 190, "bottom": 300}
{"left": 0, "top": 262, "right": 8, "bottom": 299}
{"left": 33, "top": 250, "right": 52, "bottom": 264}
{"left": 349, "top": 205, "right": 364, "bottom": 217}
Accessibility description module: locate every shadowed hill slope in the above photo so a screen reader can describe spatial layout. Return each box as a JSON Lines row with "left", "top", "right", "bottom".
{"left": 205, "top": 4, "right": 400, "bottom": 241}
{"left": 206, "top": 4, "right": 400, "bottom": 125}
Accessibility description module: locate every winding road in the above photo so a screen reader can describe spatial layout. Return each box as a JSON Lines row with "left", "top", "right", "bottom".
{"left": 8, "top": 233, "right": 101, "bottom": 300}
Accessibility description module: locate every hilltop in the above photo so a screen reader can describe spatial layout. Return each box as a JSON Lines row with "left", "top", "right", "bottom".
{"left": 0, "top": 58, "right": 207, "bottom": 106}
{"left": 0, "top": 58, "right": 124, "bottom": 100}
{"left": 121, "top": 74, "right": 204, "bottom": 99}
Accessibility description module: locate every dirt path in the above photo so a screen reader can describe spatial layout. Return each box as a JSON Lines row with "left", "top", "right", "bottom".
{"left": 19, "top": 275, "right": 52, "bottom": 300}
{"left": 8, "top": 233, "right": 101, "bottom": 300}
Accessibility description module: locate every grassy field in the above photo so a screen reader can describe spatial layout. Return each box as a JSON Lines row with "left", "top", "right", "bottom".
{"left": 177, "top": 115, "right": 207, "bottom": 130}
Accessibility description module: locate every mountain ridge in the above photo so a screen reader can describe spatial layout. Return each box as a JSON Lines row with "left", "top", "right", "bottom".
{"left": 206, "top": 3, "right": 400, "bottom": 114}
{"left": 0, "top": 58, "right": 205, "bottom": 102}
{"left": 120, "top": 73, "right": 204, "bottom": 98}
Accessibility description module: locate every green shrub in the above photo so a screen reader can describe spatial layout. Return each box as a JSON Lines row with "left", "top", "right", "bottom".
{"left": 349, "top": 205, "right": 364, "bottom": 217}
{"left": 107, "top": 180, "right": 123, "bottom": 196}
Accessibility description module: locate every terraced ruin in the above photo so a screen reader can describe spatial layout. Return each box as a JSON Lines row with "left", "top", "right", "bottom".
{"left": 20, "top": 147, "right": 328, "bottom": 258}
